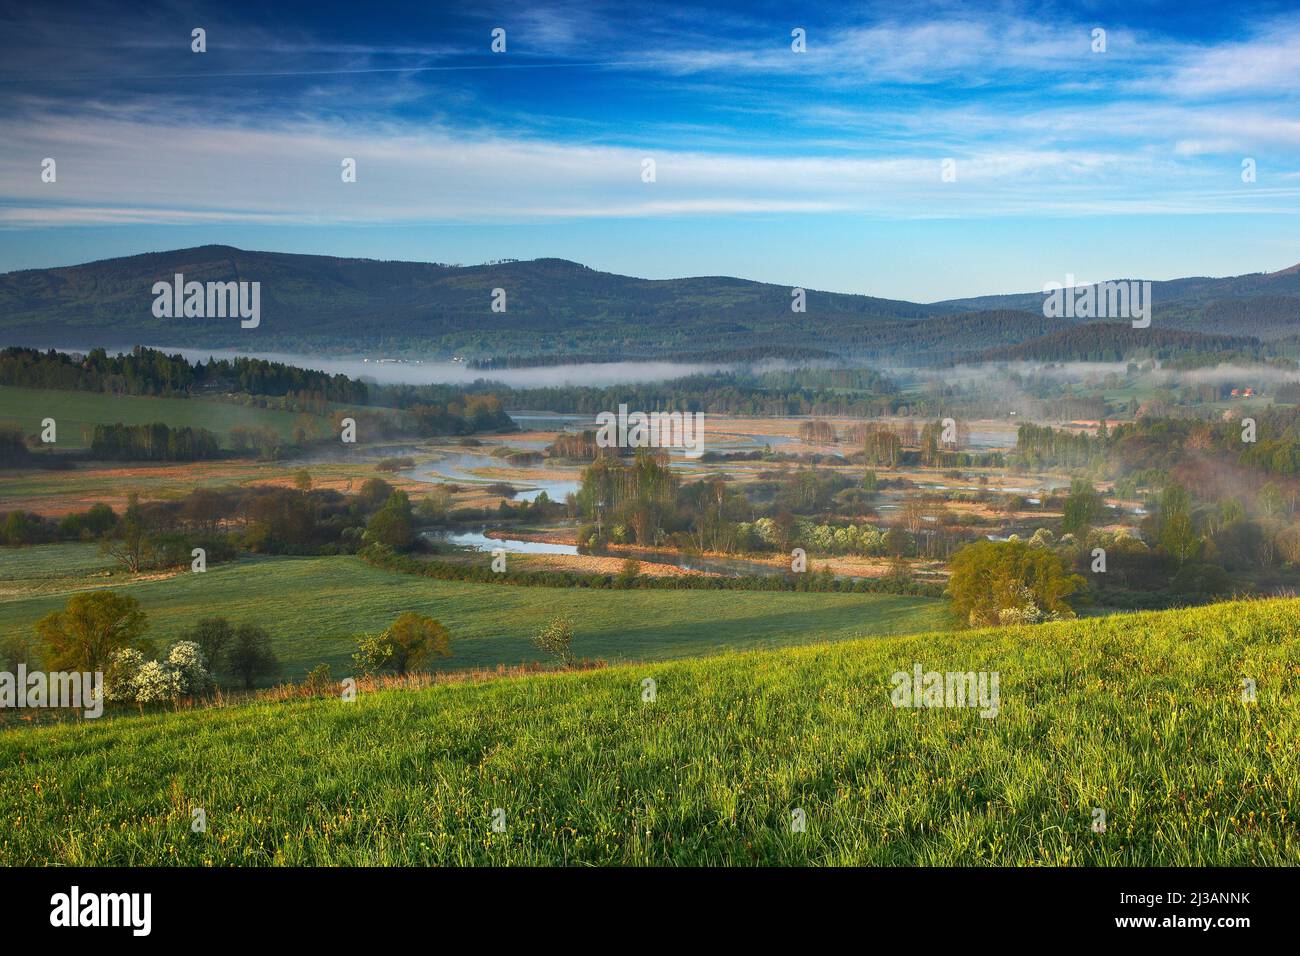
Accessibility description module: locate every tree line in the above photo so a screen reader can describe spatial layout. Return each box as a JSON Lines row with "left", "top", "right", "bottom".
{"left": 1, "top": 345, "right": 368, "bottom": 403}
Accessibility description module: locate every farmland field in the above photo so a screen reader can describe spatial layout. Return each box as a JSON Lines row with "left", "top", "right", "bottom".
{"left": 0, "top": 546, "right": 951, "bottom": 678}
{"left": 1, "top": 597, "right": 1294, "bottom": 866}
{"left": 0, "top": 385, "right": 303, "bottom": 449}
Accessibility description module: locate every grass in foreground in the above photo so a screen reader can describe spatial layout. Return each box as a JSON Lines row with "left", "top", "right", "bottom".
{"left": 0, "top": 549, "right": 950, "bottom": 677}
{"left": 1, "top": 598, "right": 1296, "bottom": 865}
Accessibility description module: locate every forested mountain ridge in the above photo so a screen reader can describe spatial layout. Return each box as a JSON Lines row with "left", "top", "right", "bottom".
{"left": 0, "top": 246, "right": 941, "bottom": 356}
{"left": 936, "top": 263, "right": 1300, "bottom": 340}
{"left": 969, "top": 324, "right": 1263, "bottom": 364}
{"left": 1, "top": 246, "right": 1296, "bottom": 359}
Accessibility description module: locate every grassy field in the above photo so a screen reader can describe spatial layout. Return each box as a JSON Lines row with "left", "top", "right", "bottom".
{"left": 0, "top": 542, "right": 118, "bottom": 601}
{"left": 0, "top": 450, "right": 452, "bottom": 518}
{"left": 0, "top": 546, "right": 951, "bottom": 678}
{"left": 0, "top": 385, "right": 303, "bottom": 449}
{"left": 0, "top": 598, "right": 1295, "bottom": 865}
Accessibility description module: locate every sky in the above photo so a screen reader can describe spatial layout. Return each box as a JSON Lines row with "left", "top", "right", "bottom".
{"left": 1, "top": 0, "right": 1298, "bottom": 301}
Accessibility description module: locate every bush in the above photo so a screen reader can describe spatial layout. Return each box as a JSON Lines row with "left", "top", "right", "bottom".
{"left": 364, "top": 490, "right": 415, "bottom": 550}
{"left": 352, "top": 613, "right": 452, "bottom": 676}
{"left": 102, "top": 643, "right": 212, "bottom": 705}
{"left": 181, "top": 617, "right": 235, "bottom": 674}
{"left": 615, "top": 558, "right": 640, "bottom": 587}
{"left": 352, "top": 632, "right": 394, "bottom": 677}
{"left": 166, "top": 641, "right": 214, "bottom": 696}
{"left": 0, "top": 632, "right": 39, "bottom": 670}
{"left": 132, "top": 660, "right": 183, "bottom": 705}
{"left": 532, "top": 616, "right": 575, "bottom": 667}
{"left": 104, "top": 648, "right": 147, "bottom": 702}
{"left": 948, "top": 539, "right": 1084, "bottom": 628}
{"left": 36, "top": 590, "right": 149, "bottom": 672}
{"left": 303, "top": 664, "right": 334, "bottom": 696}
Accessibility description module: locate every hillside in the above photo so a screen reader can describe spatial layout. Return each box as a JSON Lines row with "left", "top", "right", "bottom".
{"left": 4, "top": 246, "right": 1295, "bottom": 360}
{"left": 2, "top": 598, "right": 1295, "bottom": 866}
{"left": 0, "top": 550, "right": 949, "bottom": 679}
{"left": 969, "top": 323, "right": 1261, "bottom": 364}
{"left": 0, "top": 245, "right": 945, "bottom": 358}
{"left": 937, "top": 264, "right": 1300, "bottom": 340}
{"left": 847, "top": 310, "right": 1067, "bottom": 364}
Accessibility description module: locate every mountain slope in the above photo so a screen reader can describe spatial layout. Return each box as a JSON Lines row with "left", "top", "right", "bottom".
{"left": 935, "top": 263, "right": 1300, "bottom": 339}
{"left": 2, "top": 246, "right": 1296, "bottom": 358}
{"left": 1, "top": 597, "right": 1296, "bottom": 865}
{"left": 969, "top": 323, "right": 1261, "bottom": 364}
{"left": 0, "top": 245, "right": 945, "bottom": 356}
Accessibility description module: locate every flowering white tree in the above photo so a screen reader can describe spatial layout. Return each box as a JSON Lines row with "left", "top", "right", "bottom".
{"left": 103, "top": 642, "right": 213, "bottom": 706}
{"left": 166, "top": 641, "right": 213, "bottom": 696}
{"left": 132, "top": 660, "right": 183, "bottom": 705}
{"left": 104, "top": 648, "right": 147, "bottom": 702}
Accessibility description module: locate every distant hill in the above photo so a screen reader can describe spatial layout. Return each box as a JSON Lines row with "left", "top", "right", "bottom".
{"left": 1, "top": 245, "right": 1296, "bottom": 360}
{"left": 936, "top": 264, "right": 1300, "bottom": 340}
{"left": 0, "top": 245, "right": 945, "bottom": 358}
{"left": 851, "top": 310, "right": 1067, "bottom": 365}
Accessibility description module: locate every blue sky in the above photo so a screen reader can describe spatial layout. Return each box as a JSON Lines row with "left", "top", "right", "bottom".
{"left": 1, "top": 0, "right": 1298, "bottom": 300}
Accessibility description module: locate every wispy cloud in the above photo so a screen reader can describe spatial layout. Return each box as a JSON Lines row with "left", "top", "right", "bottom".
{"left": 0, "top": 0, "right": 1297, "bottom": 287}
{"left": 2, "top": 107, "right": 1295, "bottom": 229}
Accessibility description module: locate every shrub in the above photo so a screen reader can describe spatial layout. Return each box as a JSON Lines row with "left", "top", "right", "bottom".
{"left": 385, "top": 612, "right": 451, "bottom": 675}
{"left": 351, "top": 632, "right": 394, "bottom": 677}
{"left": 180, "top": 617, "right": 234, "bottom": 674}
{"left": 615, "top": 558, "right": 640, "bottom": 587}
{"left": 104, "top": 648, "right": 147, "bottom": 702}
{"left": 948, "top": 539, "right": 1084, "bottom": 628}
{"left": 364, "top": 490, "right": 415, "bottom": 550}
{"left": 132, "top": 660, "right": 183, "bottom": 705}
{"left": 532, "top": 616, "right": 575, "bottom": 667}
{"left": 166, "top": 641, "right": 214, "bottom": 696}
{"left": 353, "top": 613, "right": 452, "bottom": 676}
{"left": 303, "top": 664, "right": 334, "bottom": 696}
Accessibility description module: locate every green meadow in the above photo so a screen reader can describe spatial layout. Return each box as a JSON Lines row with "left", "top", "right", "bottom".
{"left": 0, "top": 385, "right": 302, "bottom": 449}
{"left": 1, "top": 598, "right": 1295, "bottom": 866}
{"left": 0, "top": 545, "right": 951, "bottom": 677}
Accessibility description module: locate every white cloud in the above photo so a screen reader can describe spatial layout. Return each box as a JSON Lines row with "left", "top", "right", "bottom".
{"left": 1, "top": 108, "right": 1297, "bottom": 229}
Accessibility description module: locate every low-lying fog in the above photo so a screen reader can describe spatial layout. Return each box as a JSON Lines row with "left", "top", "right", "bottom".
{"left": 142, "top": 347, "right": 751, "bottom": 387}
{"left": 76, "top": 347, "right": 1300, "bottom": 393}
{"left": 905, "top": 360, "right": 1300, "bottom": 389}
